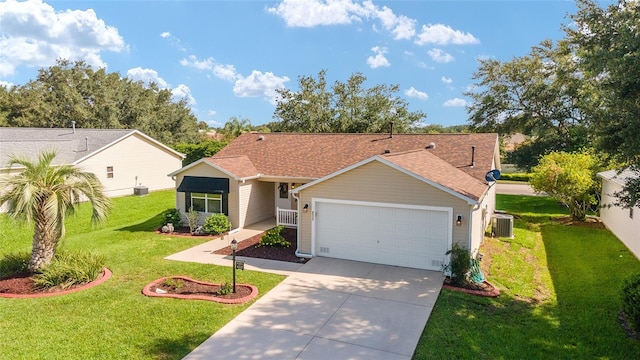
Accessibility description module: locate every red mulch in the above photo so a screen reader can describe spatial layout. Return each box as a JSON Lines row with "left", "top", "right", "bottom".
{"left": 150, "top": 278, "right": 252, "bottom": 300}
{"left": 214, "top": 228, "right": 306, "bottom": 264}
{"left": 0, "top": 273, "right": 36, "bottom": 294}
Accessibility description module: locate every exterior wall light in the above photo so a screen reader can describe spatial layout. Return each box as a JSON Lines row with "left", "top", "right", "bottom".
{"left": 303, "top": 204, "right": 309, "bottom": 213}
{"left": 456, "top": 215, "right": 463, "bottom": 226}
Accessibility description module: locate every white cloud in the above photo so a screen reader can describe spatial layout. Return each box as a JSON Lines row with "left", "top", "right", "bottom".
{"left": 160, "top": 31, "right": 186, "bottom": 51}
{"left": 233, "top": 70, "right": 290, "bottom": 105}
{"left": 427, "top": 48, "right": 454, "bottom": 63}
{"left": 213, "top": 64, "right": 240, "bottom": 82}
{"left": 0, "top": 80, "right": 14, "bottom": 88}
{"left": 441, "top": 76, "right": 453, "bottom": 84}
{"left": 0, "top": 0, "right": 126, "bottom": 76}
{"left": 208, "top": 110, "right": 217, "bottom": 117}
{"left": 405, "top": 87, "right": 428, "bottom": 100}
{"left": 415, "top": 24, "right": 479, "bottom": 46}
{"left": 180, "top": 55, "right": 214, "bottom": 71}
{"left": 266, "top": 0, "right": 362, "bottom": 27}
{"left": 171, "top": 84, "right": 196, "bottom": 105}
{"left": 126, "top": 67, "right": 169, "bottom": 88}
{"left": 443, "top": 98, "right": 468, "bottom": 107}
{"left": 367, "top": 46, "right": 390, "bottom": 69}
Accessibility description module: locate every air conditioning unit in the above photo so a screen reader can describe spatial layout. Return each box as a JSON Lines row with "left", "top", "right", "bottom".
{"left": 492, "top": 214, "right": 514, "bottom": 238}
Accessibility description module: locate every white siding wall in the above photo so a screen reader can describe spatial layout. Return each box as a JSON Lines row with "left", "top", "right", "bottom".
{"left": 78, "top": 134, "right": 182, "bottom": 197}
{"left": 298, "top": 161, "right": 471, "bottom": 255}
{"left": 601, "top": 179, "right": 640, "bottom": 260}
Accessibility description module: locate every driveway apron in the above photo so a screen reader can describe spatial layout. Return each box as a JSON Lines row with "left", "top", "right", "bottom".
{"left": 183, "top": 257, "right": 444, "bottom": 360}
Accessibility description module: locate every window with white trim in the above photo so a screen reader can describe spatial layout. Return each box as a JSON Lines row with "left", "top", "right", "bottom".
{"left": 191, "top": 193, "right": 222, "bottom": 213}
{"left": 106, "top": 166, "right": 114, "bottom": 178}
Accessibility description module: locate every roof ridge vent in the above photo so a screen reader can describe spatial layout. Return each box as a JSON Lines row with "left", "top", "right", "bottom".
{"left": 257, "top": 135, "right": 265, "bottom": 141}
{"left": 426, "top": 142, "right": 436, "bottom": 149}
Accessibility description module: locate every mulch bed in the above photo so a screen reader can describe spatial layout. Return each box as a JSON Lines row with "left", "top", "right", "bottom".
{"left": 0, "top": 268, "right": 112, "bottom": 298}
{"left": 143, "top": 276, "right": 258, "bottom": 304}
{"left": 214, "top": 228, "right": 306, "bottom": 264}
{"left": 442, "top": 277, "right": 500, "bottom": 297}
{"left": 552, "top": 216, "right": 605, "bottom": 228}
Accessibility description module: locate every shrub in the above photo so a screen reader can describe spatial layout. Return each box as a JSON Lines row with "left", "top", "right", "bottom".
{"left": 0, "top": 252, "right": 30, "bottom": 277}
{"left": 32, "top": 251, "right": 105, "bottom": 289}
{"left": 258, "top": 226, "right": 290, "bottom": 247}
{"left": 499, "top": 173, "right": 532, "bottom": 182}
{"left": 217, "top": 282, "right": 233, "bottom": 295}
{"left": 186, "top": 206, "right": 200, "bottom": 233}
{"left": 161, "top": 208, "right": 182, "bottom": 228}
{"left": 203, "top": 213, "right": 231, "bottom": 235}
{"left": 443, "top": 243, "right": 471, "bottom": 286}
{"left": 621, "top": 272, "right": 640, "bottom": 332}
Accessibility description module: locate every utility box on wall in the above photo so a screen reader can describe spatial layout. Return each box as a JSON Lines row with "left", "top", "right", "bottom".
{"left": 492, "top": 214, "right": 514, "bottom": 238}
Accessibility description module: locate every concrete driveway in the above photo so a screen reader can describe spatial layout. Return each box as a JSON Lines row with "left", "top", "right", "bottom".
{"left": 184, "top": 257, "right": 444, "bottom": 360}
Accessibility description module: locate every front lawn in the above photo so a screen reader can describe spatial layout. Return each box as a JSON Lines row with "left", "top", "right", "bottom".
{"left": 414, "top": 195, "right": 640, "bottom": 359}
{"left": 0, "top": 190, "right": 284, "bottom": 359}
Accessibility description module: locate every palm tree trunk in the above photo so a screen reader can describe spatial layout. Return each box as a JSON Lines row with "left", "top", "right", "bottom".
{"left": 28, "top": 215, "right": 57, "bottom": 272}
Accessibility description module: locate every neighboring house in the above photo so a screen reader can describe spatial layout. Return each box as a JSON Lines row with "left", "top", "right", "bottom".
{"left": 1, "top": 127, "right": 184, "bottom": 198}
{"left": 169, "top": 132, "right": 501, "bottom": 271}
{"left": 598, "top": 169, "right": 640, "bottom": 260}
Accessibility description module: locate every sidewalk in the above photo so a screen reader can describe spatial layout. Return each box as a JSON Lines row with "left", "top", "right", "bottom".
{"left": 164, "top": 219, "right": 304, "bottom": 275}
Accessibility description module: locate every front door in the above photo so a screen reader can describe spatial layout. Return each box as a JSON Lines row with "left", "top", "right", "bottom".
{"left": 276, "top": 182, "right": 291, "bottom": 210}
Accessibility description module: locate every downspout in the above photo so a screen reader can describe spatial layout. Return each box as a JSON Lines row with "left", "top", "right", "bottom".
{"left": 291, "top": 191, "right": 313, "bottom": 258}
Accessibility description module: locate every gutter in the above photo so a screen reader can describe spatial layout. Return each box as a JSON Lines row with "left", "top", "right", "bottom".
{"left": 291, "top": 190, "right": 313, "bottom": 258}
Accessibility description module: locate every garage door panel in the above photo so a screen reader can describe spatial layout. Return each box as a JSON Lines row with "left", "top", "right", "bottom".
{"left": 315, "top": 201, "right": 450, "bottom": 270}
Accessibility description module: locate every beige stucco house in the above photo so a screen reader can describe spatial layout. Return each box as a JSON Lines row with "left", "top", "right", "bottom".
{"left": 1, "top": 127, "right": 184, "bottom": 198}
{"left": 169, "top": 132, "right": 501, "bottom": 271}
{"left": 598, "top": 169, "right": 640, "bottom": 260}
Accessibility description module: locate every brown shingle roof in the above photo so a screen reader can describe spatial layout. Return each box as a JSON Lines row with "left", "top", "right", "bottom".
{"left": 213, "top": 132, "right": 499, "bottom": 182}
{"left": 205, "top": 155, "right": 259, "bottom": 179}
{"left": 381, "top": 150, "right": 488, "bottom": 201}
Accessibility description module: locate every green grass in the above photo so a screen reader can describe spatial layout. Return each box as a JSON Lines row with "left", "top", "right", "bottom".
{"left": 414, "top": 195, "right": 640, "bottom": 359}
{"left": 0, "top": 190, "right": 284, "bottom": 360}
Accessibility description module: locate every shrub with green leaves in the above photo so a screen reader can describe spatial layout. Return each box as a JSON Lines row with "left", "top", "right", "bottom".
{"left": 203, "top": 213, "right": 231, "bottom": 235}
{"left": 32, "top": 251, "right": 105, "bottom": 289}
{"left": 499, "top": 173, "right": 532, "bottom": 182}
{"left": 443, "top": 243, "right": 471, "bottom": 286}
{"left": 0, "top": 252, "right": 30, "bottom": 277}
{"left": 621, "top": 272, "right": 640, "bottom": 332}
{"left": 258, "top": 226, "right": 290, "bottom": 247}
{"left": 161, "top": 208, "right": 182, "bottom": 228}
{"left": 217, "top": 282, "right": 233, "bottom": 295}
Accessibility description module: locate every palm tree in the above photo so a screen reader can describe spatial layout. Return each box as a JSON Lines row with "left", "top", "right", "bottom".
{"left": 0, "top": 151, "right": 111, "bottom": 272}
{"left": 222, "top": 116, "right": 252, "bottom": 140}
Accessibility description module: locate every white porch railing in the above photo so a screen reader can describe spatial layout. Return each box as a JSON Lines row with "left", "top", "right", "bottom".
{"left": 277, "top": 208, "right": 298, "bottom": 227}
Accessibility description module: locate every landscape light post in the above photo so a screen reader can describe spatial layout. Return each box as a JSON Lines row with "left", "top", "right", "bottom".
{"left": 230, "top": 238, "right": 237, "bottom": 293}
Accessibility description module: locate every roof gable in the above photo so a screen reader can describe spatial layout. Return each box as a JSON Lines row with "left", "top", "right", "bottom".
{"left": 0, "top": 127, "right": 183, "bottom": 169}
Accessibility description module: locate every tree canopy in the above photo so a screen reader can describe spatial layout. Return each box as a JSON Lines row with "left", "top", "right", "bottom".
{"left": 270, "top": 70, "right": 425, "bottom": 133}
{"left": 466, "top": 0, "right": 640, "bottom": 208}
{"left": 0, "top": 59, "right": 200, "bottom": 146}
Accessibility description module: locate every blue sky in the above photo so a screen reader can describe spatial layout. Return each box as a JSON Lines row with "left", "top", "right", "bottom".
{"left": 0, "top": 0, "right": 585, "bottom": 128}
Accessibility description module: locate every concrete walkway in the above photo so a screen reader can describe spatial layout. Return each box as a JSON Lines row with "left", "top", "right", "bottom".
{"left": 164, "top": 219, "right": 304, "bottom": 275}
{"left": 183, "top": 257, "right": 443, "bottom": 360}
{"left": 165, "top": 222, "right": 444, "bottom": 359}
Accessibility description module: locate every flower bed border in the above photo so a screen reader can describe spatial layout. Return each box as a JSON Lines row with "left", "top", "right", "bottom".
{"left": 0, "top": 268, "right": 112, "bottom": 299}
{"left": 142, "top": 276, "right": 258, "bottom": 304}
{"left": 442, "top": 280, "right": 500, "bottom": 297}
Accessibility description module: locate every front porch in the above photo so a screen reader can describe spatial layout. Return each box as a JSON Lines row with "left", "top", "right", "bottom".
{"left": 277, "top": 208, "right": 298, "bottom": 228}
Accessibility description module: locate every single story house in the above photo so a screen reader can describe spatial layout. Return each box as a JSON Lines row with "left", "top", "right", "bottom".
{"left": 169, "top": 132, "right": 501, "bottom": 271}
{"left": 598, "top": 169, "right": 640, "bottom": 260}
{"left": 1, "top": 126, "right": 184, "bottom": 198}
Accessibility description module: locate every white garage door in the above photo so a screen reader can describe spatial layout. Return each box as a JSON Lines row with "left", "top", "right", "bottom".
{"left": 313, "top": 200, "right": 452, "bottom": 270}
